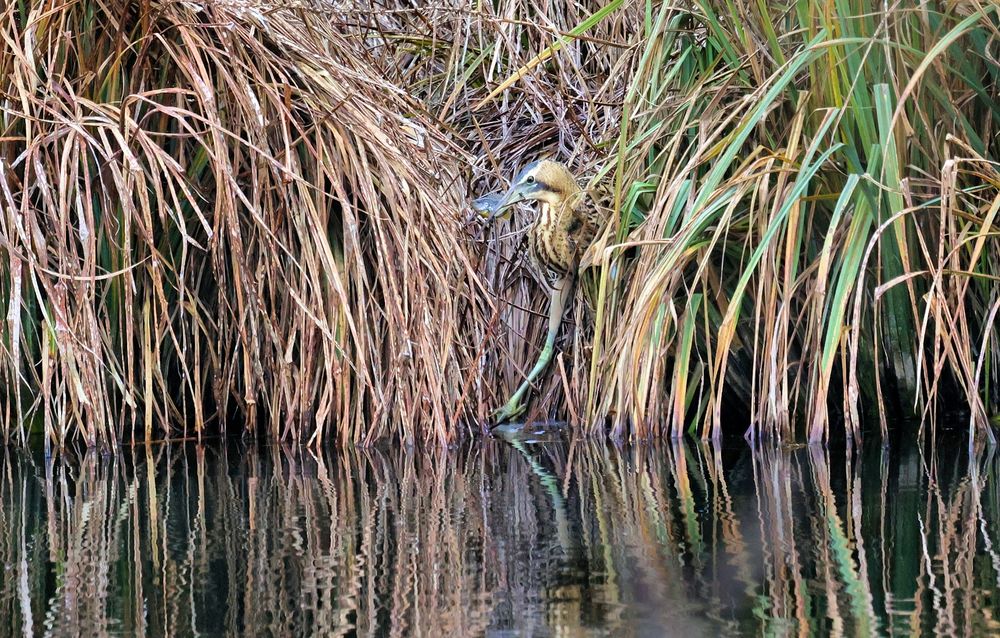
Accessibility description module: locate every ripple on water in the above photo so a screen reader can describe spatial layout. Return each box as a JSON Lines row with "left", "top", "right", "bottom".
{"left": 0, "top": 436, "right": 997, "bottom": 636}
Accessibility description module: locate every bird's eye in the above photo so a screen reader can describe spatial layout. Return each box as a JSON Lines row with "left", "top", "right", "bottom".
{"left": 526, "top": 175, "right": 536, "bottom": 184}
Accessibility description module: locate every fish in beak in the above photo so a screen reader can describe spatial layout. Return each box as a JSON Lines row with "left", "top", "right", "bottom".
{"left": 486, "top": 183, "right": 530, "bottom": 221}
{"left": 472, "top": 192, "right": 504, "bottom": 218}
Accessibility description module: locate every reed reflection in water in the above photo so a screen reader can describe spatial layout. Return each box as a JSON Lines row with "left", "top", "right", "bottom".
{"left": 0, "top": 437, "right": 998, "bottom": 637}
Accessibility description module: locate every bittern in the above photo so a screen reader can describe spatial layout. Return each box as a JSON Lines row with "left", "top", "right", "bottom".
{"left": 476, "top": 160, "right": 603, "bottom": 422}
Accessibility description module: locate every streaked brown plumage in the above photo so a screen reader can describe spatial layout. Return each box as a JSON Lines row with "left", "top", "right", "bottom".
{"left": 522, "top": 161, "right": 601, "bottom": 286}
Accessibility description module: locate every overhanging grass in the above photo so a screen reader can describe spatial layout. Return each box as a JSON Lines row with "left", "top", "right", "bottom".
{"left": 0, "top": 1, "right": 490, "bottom": 450}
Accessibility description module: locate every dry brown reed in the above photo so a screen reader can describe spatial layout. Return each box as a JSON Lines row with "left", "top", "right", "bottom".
{"left": 0, "top": 1, "right": 497, "bottom": 449}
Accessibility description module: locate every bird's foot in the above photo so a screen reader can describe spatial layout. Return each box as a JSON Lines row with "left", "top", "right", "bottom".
{"left": 492, "top": 398, "right": 527, "bottom": 424}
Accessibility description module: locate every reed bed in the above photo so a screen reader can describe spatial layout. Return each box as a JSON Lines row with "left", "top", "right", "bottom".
{"left": 1, "top": 0, "right": 998, "bottom": 447}
{"left": 0, "top": 0, "right": 488, "bottom": 449}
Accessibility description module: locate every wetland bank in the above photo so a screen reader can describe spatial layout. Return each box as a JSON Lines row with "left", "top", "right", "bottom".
{"left": 2, "top": 1, "right": 1000, "bottom": 635}
{"left": 2, "top": 1, "right": 998, "bottom": 448}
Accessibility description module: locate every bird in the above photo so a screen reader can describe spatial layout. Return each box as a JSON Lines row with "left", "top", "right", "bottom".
{"left": 475, "top": 159, "right": 604, "bottom": 423}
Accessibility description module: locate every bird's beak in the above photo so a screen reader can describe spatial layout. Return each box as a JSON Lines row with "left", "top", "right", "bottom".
{"left": 483, "top": 183, "right": 526, "bottom": 221}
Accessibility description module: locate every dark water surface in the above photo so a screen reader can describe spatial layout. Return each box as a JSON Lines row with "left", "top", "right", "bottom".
{"left": 0, "top": 436, "right": 998, "bottom": 637}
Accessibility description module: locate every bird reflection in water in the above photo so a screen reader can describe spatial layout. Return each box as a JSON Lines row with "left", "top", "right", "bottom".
{"left": 0, "top": 438, "right": 997, "bottom": 636}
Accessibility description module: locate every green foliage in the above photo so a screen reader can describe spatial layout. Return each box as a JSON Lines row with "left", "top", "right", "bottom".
{"left": 584, "top": 0, "right": 1000, "bottom": 442}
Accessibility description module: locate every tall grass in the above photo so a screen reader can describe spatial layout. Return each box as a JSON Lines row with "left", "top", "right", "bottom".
{"left": 582, "top": 1, "right": 1000, "bottom": 444}
{"left": 0, "top": 1, "right": 491, "bottom": 449}
{"left": 1, "top": 1, "right": 998, "bottom": 447}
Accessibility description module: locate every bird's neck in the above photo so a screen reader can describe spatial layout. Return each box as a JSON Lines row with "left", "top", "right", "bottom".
{"left": 535, "top": 190, "right": 582, "bottom": 213}
{"left": 528, "top": 201, "right": 554, "bottom": 235}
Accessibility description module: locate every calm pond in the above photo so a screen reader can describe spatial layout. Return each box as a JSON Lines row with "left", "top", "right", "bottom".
{"left": 0, "top": 435, "right": 997, "bottom": 636}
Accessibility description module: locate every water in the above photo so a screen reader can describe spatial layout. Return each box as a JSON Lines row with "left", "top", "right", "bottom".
{"left": 0, "top": 437, "right": 998, "bottom": 637}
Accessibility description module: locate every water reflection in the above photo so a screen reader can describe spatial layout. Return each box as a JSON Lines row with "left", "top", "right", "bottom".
{"left": 0, "top": 438, "right": 998, "bottom": 636}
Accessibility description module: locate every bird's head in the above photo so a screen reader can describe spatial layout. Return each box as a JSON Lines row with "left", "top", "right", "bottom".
{"left": 477, "top": 160, "right": 580, "bottom": 221}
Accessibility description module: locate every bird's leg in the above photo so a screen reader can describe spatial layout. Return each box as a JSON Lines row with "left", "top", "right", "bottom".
{"left": 494, "top": 276, "right": 571, "bottom": 423}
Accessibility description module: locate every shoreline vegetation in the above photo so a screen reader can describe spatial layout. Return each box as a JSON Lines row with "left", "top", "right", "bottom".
{"left": 1, "top": 1, "right": 998, "bottom": 450}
